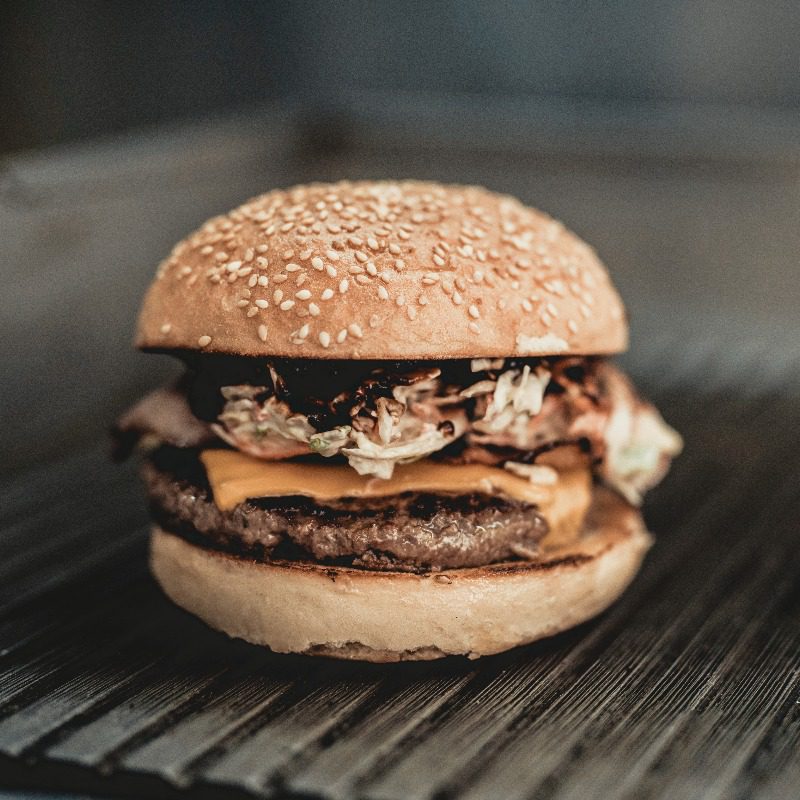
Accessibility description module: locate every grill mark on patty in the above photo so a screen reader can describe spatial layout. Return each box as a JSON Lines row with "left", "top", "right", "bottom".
{"left": 143, "top": 449, "right": 548, "bottom": 572}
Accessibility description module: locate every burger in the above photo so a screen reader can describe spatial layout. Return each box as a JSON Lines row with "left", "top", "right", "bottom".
{"left": 116, "top": 181, "right": 682, "bottom": 662}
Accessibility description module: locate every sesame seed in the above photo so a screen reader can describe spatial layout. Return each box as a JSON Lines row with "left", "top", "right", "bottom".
{"left": 256, "top": 257, "right": 269, "bottom": 268}
{"left": 280, "top": 300, "right": 295, "bottom": 311}
{"left": 160, "top": 323, "right": 172, "bottom": 334}
{"left": 311, "top": 257, "right": 324, "bottom": 271}
{"left": 298, "top": 324, "right": 310, "bottom": 339}
{"left": 432, "top": 254, "right": 446, "bottom": 267}
{"left": 468, "top": 304, "right": 480, "bottom": 319}
{"left": 237, "top": 299, "right": 250, "bottom": 308}
{"left": 367, "top": 237, "right": 379, "bottom": 250}
{"left": 321, "top": 288, "right": 334, "bottom": 300}
{"left": 243, "top": 248, "right": 255, "bottom": 262}
{"left": 326, "top": 249, "right": 340, "bottom": 261}
{"left": 257, "top": 324, "right": 268, "bottom": 342}
{"left": 348, "top": 323, "right": 363, "bottom": 339}
{"left": 388, "top": 243, "right": 401, "bottom": 255}
{"left": 452, "top": 291, "right": 463, "bottom": 305}
{"left": 286, "top": 263, "right": 301, "bottom": 272}
{"left": 248, "top": 274, "right": 258, "bottom": 288}
{"left": 319, "top": 331, "right": 331, "bottom": 348}
{"left": 396, "top": 295, "right": 406, "bottom": 307}
{"left": 198, "top": 335, "right": 212, "bottom": 347}
{"left": 366, "top": 262, "right": 378, "bottom": 276}
{"left": 418, "top": 294, "right": 429, "bottom": 306}
{"left": 215, "top": 252, "right": 228, "bottom": 262}
{"left": 568, "top": 319, "right": 579, "bottom": 333}
{"left": 378, "top": 285, "right": 389, "bottom": 300}
{"left": 273, "top": 274, "right": 288, "bottom": 283}
{"left": 258, "top": 275, "right": 269, "bottom": 287}
{"left": 337, "top": 328, "right": 348, "bottom": 343}
{"left": 246, "top": 307, "right": 259, "bottom": 317}
{"left": 273, "top": 289, "right": 283, "bottom": 303}
{"left": 522, "top": 299, "right": 533, "bottom": 312}
{"left": 339, "top": 279, "right": 349, "bottom": 294}
{"left": 355, "top": 274, "right": 370, "bottom": 285}
{"left": 469, "top": 321, "right": 480, "bottom": 334}
{"left": 325, "top": 265, "right": 337, "bottom": 278}
{"left": 255, "top": 299, "right": 269, "bottom": 309}
{"left": 225, "top": 260, "right": 242, "bottom": 273}
{"left": 348, "top": 236, "right": 363, "bottom": 247}
{"left": 299, "top": 249, "right": 312, "bottom": 260}
{"left": 295, "top": 289, "right": 312, "bottom": 300}
{"left": 369, "top": 314, "right": 380, "bottom": 328}
{"left": 407, "top": 305, "right": 417, "bottom": 320}
{"left": 546, "top": 301, "right": 559, "bottom": 317}
{"left": 200, "top": 245, "right": 213, "bottom": 255}
{"left": 309, "top": 303, "right": 321, "bottom": 316}
{"left": 395, "top": 259, "right": 406, "bottom": 270}
{"left": 355, "top": 251, "right": 369, "bottom": 263}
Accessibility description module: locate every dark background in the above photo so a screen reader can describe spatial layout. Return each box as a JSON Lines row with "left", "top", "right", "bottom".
{"left": 3, "top": 1, "right": 800, "bottom": 154}
{"left": 1, "top": 6, "right": 800, "bottom": 799}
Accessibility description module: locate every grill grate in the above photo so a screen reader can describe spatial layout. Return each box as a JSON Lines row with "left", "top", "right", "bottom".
{"left": 0, "top": 389, "right": 799, "bottom": 800}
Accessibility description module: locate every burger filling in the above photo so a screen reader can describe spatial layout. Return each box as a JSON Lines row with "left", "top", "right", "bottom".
{"left": 116, "top": 355, "right": 681, "bottom": 570}
{"left": 143, "top": 448, "right": 551, "bottom": 571}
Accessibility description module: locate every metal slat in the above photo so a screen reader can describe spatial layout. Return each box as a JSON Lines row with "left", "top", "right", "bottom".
{"left": 0, "top": 529, "right": 146, "bottom": 620}
{"left": 117, "top": 666, "right": 293, "bottom": 786}
{"left": 283, "top": 675, "right": 475, "bottom": 800}
{"left": 200, "top": 680, "right": 382, "bottom": 795}
{"left": 45, "top": 664, "right": 228, "bottom": 769}
{"left": 0, "top": 586, "right": 157, "bottom": 720}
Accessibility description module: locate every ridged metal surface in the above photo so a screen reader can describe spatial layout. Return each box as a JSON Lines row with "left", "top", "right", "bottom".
{"left": 0, "top": 389, "right": 798, "bottom": 800}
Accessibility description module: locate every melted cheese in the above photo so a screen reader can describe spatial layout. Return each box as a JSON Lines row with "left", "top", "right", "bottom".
{"left": 201, "top": 449, "right": 589, "bottom": 512}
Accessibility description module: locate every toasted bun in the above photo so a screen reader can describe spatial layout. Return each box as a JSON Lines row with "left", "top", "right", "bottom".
{"left": 137, "top": 181, "right": 627, "bottom": 359}
{"left": 149, "top": 490, "right": 650, "bottom": 661}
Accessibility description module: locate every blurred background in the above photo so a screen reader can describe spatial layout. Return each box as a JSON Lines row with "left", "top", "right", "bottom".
{"left": 2, "top": 1, "right": 799, "bottom": 473}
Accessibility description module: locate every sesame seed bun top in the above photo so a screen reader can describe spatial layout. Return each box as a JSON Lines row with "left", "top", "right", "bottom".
{"left": 136, "top": 181, "right": 628, "bottom": 358}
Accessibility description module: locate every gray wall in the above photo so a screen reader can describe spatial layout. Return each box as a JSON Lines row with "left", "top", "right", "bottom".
{"left": 3, "top": 1, "right": 800, "bottom": 153}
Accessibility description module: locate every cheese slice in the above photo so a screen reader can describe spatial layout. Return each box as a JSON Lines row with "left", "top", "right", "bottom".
{"left": 200, "top": 449, "right": 587, "bottom": 512}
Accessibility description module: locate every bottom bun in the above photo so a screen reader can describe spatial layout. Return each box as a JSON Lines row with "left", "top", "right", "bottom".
{"left": 149, "top": 489, "right": 651, "bottom": 662}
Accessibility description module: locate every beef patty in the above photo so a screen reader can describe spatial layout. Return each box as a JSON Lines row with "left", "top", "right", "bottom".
{"left": 143, "top": 448, "right": 548, "bottom": 571}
